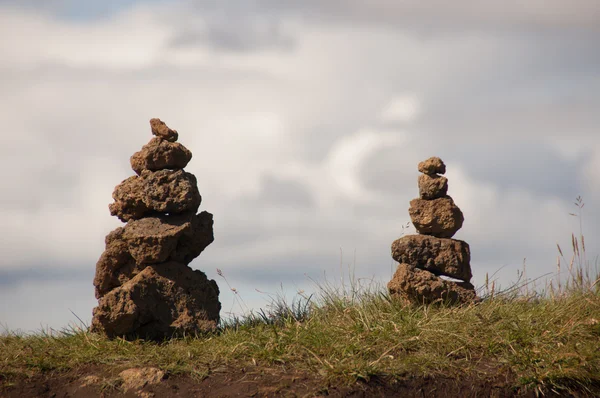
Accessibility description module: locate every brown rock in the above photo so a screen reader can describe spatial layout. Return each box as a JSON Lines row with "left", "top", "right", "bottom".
{"left": 93, "top": 118, "right": 220, "bottom": 341}
{"left": 123, "top": 215, "right": 189, "bottom": 265}
{"left": 119, "top": 368, "right": 165, "bottom": 392}
{"left": 168, "top": 211, "right": 215, "bottom": 264}
{"left": 91, "top": 261, "right": 221, "bottom": 340}
{"left": 409, "top": 197, "right": 464, "bottom": 238}
{"left": 93, "top": 227, "right": 142, "bottom": 299}
{"left": 391, "top": 235, "right": 472, "bottom": 281}
{"left": 109, "top": 169, "right": 201, "bottom": 222}
{"left": 387, "top": 263, "right": 476, "bottom": 305}
{"left": 418, "top": 156, "right": 446, "bottom": 175}
{"left": 124, "top": 211, "right": 214, "bottom": 265}
{"left": 130, "top": 137, "right": 192, "bottom": 175}
{"left": 150, "top": 118, "right": 178, "bottom": 142}
{"left": 78, "top": 375, "right": 101, "bottom": 388}
{"left": 93, "top": 212, "right": 214, "bottom": 299}
{"left": 418, "top": 174, "right": 448, "bottom": 200}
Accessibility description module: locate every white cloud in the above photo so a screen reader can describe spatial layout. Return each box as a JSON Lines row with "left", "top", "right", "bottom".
{"left": 0, "top": 7, "right": 172, "bottom": 69}
{"left": 380, "top": 94, "right": 420, "bottom": 123}
{"left": 0, "top": 1, "right": 599, "bottom": 330}
{"left": 325, "top": 129, "right": 407, "bottom": 202}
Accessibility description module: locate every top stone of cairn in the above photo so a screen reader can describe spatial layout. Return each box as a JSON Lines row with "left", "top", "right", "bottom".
{"left": 150, "top": 118, "right": 178, "bottom": 142}
{"left": 418, "top": 156, "right": 446, "bottom": 175}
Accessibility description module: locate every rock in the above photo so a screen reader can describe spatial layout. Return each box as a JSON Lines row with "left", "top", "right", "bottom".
{"left": 150, "top": 118, "right": 178, "bottom": 142}
{"left": 93, "top": 212, "right": 214, "bottom": 299}
{"left": 418, "top": 174, "right": 448, "bottom": 200}
{"left": 124, "top": 211, "right": 214, "bottom": 265}
{"left": 167, "top": 211, "right": 215, "bottom": 264}
{"left": 119, "top": 367, "right": 165, "bottom": 392}
{"left": 391, "top": 235, "right": 472, "bottom": 281}
{"left": 417, "top": 156, "right": 446, "bottom": 175}
{"left": 93, "top": 227, "right": 141, "bottom": 299}
{"left": 388, "top": 156, "right": 476, "bottom": 306}
{"left": 409, "top": 197, "right": 464, "bottom": 238}
{"left": 123, "top": 214, "right": 190, "bottom": 265}
{"left": 78, "top": 375, "right": 101, "bottom": 388}
{"left": 130, "top": 137, "right": 192, "bottom": 175}
{"left": 91, "top": 262, "right": 221, "bottom": 340}
{"left": 387, "top": 263, "right": 476, "bottom": 305}
{"left": 109, "top": 169, "right": 201, "bottom": 222}
{"left": 93, "top": 118, "right": 220, "bottom": 340}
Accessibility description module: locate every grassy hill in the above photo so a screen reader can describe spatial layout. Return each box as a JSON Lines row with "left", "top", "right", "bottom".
{"left": 1, "top": 274, "right": 599, "bottom": 397}
{"left": 1, "top": 218, "right": 599, "bottom": 397}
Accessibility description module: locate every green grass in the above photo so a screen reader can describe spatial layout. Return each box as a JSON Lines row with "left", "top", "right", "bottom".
{"left": 1, "top": 197, "right": 599, "bottom": 396}
{"left": 1, "top": 281, "right": 599, "bottom": 395}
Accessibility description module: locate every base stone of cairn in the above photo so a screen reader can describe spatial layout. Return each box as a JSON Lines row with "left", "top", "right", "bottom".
{"left": 388, "top": 157, "right": 477, "bottom": 305}
{"left": 91, "top": 119, "right": 220, "bottom": 340}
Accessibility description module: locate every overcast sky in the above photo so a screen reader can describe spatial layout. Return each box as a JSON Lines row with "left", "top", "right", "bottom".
{"left": 1, "top": 0, "right": 599, "bottom": 333}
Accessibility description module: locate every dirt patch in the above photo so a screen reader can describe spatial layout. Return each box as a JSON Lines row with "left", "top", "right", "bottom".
{"left": 0, "top": 364, "right": 596, "bottom": 397}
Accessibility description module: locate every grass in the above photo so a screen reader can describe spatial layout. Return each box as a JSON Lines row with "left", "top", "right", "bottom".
{"left": 1, "top": 198, "right": 599, "bottom": 396}
{"left": 2, "top": 284, "right": 599, "bottom": 395}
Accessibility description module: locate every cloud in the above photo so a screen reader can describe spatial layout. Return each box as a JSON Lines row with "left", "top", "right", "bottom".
{"left": 169, "top": 17, "right": 296, "bottom": 52}
{"left": 380, "top": 94, "right": 421, "bottom": 124}
{"left": 178, "top": 0, "right": 600, "bottom": 36}
{"left": 325, "top": 129, "right": 408, "bottom": 202}
{"left": 0, "top": 1, "right": 599, "bottom": 332}
{"left": 252, "top": 175, "right": 315, "bottom": 208}
{"left": 441, "top": 141, "right": 587, "bottom": 201}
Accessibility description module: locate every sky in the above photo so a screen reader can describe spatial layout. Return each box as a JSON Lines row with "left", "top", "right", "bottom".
{"left": 1, "top": 0, "right": 599, "bottom": 333}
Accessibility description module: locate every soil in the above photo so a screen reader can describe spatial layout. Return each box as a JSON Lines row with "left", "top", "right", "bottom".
{"left": 1, "top": 364, "right": 596, "bottom": 398}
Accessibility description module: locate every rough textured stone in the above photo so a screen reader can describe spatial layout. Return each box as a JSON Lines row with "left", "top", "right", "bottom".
{"left": 123, "top": 215, "right": 190, "bottom": 265}
{"left": 150, "top": 118, "right": 178, "bottom": 142}
{"left": 119, "top": 368, "right": 165, "bottom": 392}
{"left": 91, "top": 262, "right": 221, "bottom": 340}
{"left": 123, "top": 212, "right": 213, "bottom": 265}
{"left": 109, "top": 169, "right": 201, "bottom": 222}
{"left": 418, "top": 174, "right": 448, "bottom": 200}
{"left": 167, "top": 211, "right": 215, "bottom": 264}
{"left": 93, "top": 227, "right": 141, "bottom": 299}
{"left": 391, "top": 235, "right": 471, "bottom": 281}
{"left": 130, "top": 137, "right": 192, "bottom": 175}
{"left": 418, "top": 156, "right": 446, "bottom": 175}
{"left": 409, "top": 197, "right": 464, "bottom": 238}
{"left": 93, "top": 212, "right": 214, "bottom": 299}
{"left": 93, "top": 118, "right": 220, "bottom": 341}
{"left": 387, "top": 263, "right": 476, "bottom": 305}
{"left": 388, "top": 156, "right": 475, "bottom": 306}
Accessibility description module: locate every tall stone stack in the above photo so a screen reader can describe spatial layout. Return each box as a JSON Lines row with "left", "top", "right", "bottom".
{"left": 91, "top": 118, "right": 221, "bottom": 340}
{"left": 388, "top": 157, "right": 477, "bottom": 305}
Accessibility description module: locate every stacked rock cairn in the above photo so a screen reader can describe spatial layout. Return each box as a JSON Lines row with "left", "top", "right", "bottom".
{"left": 91, "top": 118, "right": 221, "bottom": 340}
{"left": 387, "top": 157, "right": 477, "bottom": 305}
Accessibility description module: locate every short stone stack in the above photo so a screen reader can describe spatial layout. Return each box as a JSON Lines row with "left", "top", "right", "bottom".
{"left": 388, "top": 157, "right": 477, "bottom": 305}
{"left": 91, "top": 118, "right": 221, "bottom": 340}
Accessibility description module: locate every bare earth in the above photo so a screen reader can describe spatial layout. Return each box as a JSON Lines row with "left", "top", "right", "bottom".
{"left": 2, "top": 364, "right": 590, "bottom": 398}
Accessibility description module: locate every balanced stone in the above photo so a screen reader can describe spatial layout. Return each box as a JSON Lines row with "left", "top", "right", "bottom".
{"left": 409, "top": 197, "right": 464, "bottom": 238}
{"left": 391, "top": 235, "right": 471, "bottom": 281}
{"left": 388, "top": 156, "right": 476, "bottom": 305}
{"left": 92, "top": 118, "right": 220, "bottom": 340}
{"left": 150, "top": 118, "right": 178, "bottom": 142}
{"left": 388, "top": 263, "right": 476, "bottom": 305}
{"left": 93, "top": 211, "right": 214, "bottom": 299}
{"left": 130, "top": 137, "right": 192, "bottom": 175}
{"left": 93, "top": 227, "right": 140, "bottom": 299}
{"left": 418, "top": 174, "right": 448, "bottom": 200}
{"left": 109, "top": 169, "right": 201, "bottom": 222}
{"left": 123, "top": 211, "right": 214, "bottom": 266}
{"left": 92, "top": 261, "right": 220, "bottom": 340}
{"left": 418, "top": 156, "right": 446, "bottom": 175}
